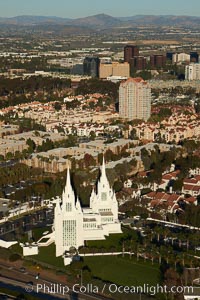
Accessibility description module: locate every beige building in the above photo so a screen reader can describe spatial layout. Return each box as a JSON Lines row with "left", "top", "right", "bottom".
{"left": 0, "top": 138, "right": 28, "bottom": 157}
{"left": 99, "top": 62, "right": 130, "bottom": 79}
{"left": 0, "top": 125, "right": 19, "bottom": 138}
{"left": 5, "top": 131, "right": 66, "bottom": 146}
{"left": 24, "top": 155, "right": 71, "bottom": 173}
{"left": 80, "top": 139, "right": 137, "bottom": 155}
{"left": 119, "top": 78, "right": 151, "bottom": 121}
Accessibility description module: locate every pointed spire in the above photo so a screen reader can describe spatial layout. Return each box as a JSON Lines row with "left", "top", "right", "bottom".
{"left": 89, "top": 187, "right": 96, "bottom": 209}
{"left": 97, "top": 154, "right": 111, "bottom": 194}
{"left": 62, "top": 166, "right": 76, "bottom": 210}
{"left": 101, "top": 155, "right": 106, "bottom": 178}
{"left": 63, "top": 166, "right": 73, "bottom": 195}
{"left": 91, "top": 187, "right": 95, "bottom": 197}
{"left": 55, "top": 196, "right": 61, "bottom": 213}
{"left": 66, "top": 166, "right": 71, "bottom": 190}
{"left": 76, "top": 198, "right": 82, "bottom": 212}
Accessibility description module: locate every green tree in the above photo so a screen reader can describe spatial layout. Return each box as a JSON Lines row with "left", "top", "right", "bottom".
{"left": 113, "top": 181, "right": 123, "bottom": 192}
{"left": 26, "top": 138, "right": 36, "bottom": 153}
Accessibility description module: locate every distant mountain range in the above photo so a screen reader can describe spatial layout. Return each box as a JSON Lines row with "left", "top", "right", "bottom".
{"left": 0, "top": 14, "right": 200, "bottom": 28}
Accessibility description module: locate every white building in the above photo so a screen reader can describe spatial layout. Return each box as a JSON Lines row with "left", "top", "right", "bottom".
{"left": 172, "top": 53, "right": 190, "bottom": 64}
{"left": 54, "top": 158, "right": 122, "bottom": 258}
{"left": 185, "top": 63, "right": 200, "bottom": 81}
{"left": 119, "top": 77, "right": 151, "bottom": 121}
{"left": 107, "top": 76, "right": 128, "bottom": 83}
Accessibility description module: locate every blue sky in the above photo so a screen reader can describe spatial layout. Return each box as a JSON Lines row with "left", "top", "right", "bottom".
{"left": 1, "top": 0, "right": 200, "bottom": 18}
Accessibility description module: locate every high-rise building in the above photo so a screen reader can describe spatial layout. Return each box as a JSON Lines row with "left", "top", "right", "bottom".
{"left": 99, "top": 62, "right": 130, "bottom": 79}
{"left": 83, "top": 57, "right": 100, "bottom": 77}
{"left": 130, "top": 56, "right": 147, "bottom": 71}
{"left": 119, "top": 77, "right": 151, "bottom": 121}
{"left": 190, "top": 52, "right": 199, "bottom": 63}
{"left": 54, "top": 159, "right": 121, "bottom": 263}
{"left": 166, "top": 52, "right": 175, "bottom": 62}
{"left": 185, "top": 63, "right": 200, "bottom": 81}
{"left": 172, "top": 53, "right": 190, "bottom": 64}
{"left": 150, "top": 55, "right": 166, "bottom": 68}
{"left": 99, "top": 63, "right": 113, "bottom": 78}
{"left": 124, "top": 45, "right": 139, "bottom": 63}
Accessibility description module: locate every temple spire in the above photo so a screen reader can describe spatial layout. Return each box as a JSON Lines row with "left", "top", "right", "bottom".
{"left": 76, "top": 197, "right": 82, "bottom": 212}
{"left": 101, "top": 155, "right": 106, "bottom": 178}
{"left": 62, "top": 166, "right": 75, "bottom": 209}
{"left": 66, "top": 167, "right": 71, "bottom": 189}
{"left": 97, "top": 154, "right": 110, "bottom": 192}
{"left": 63, "top": 167, "right": 73, "bottom": 195}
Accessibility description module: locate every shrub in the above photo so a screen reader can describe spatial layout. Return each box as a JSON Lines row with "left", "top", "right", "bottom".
{"left": 9, "top": 253, "right": 21, "bottom": 262}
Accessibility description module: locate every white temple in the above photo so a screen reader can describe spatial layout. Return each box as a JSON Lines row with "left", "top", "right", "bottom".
{"left": 54, "top": 158, "right": 122, "bottom": 257}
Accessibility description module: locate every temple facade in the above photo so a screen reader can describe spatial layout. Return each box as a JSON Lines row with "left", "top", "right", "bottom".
{"left": 54, "top": 158, "right": 122, "bottom": 257}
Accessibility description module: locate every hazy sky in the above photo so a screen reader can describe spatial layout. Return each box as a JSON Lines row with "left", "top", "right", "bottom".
{"left": 1, "top": 0, "right": 200, "bottom": 18}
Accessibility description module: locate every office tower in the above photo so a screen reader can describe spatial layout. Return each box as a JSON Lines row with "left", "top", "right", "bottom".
{"left": 124, "top": 45, "right": 139, "bottom": 63}
{"left": 119, "top": 77, "right": 151, "bottom": 121}
{"left": 185, "top": 63, "right": 200, "bottom": 81}
{"left": 166, "top": 52, "right": 175, "bottom": 62}
{"left": 83, "top": 56, "right": 100, "bottom": 77}
{"left": 150, "top": 55, "right": 166, "bottom": 68}
{"left": 70, "top": 64, "right": 84, "bottom": 75}
{"left": 190, "top": 52, "right": 199, "bottom": 63}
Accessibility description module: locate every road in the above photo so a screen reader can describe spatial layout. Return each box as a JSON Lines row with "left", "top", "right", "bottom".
{"left": 0, "top": 160, "right": 18, "bottom": 168}
{"left": 0, "top": 262, "right": 112, "bottom": 300}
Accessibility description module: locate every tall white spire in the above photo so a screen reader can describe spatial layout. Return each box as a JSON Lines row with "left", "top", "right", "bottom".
{"left": 97, "top": 155, "right": 111, "bottom": 195}
{"left": 99, "top": 155, "right": 108, "bottom": 185}
{"left": 76, "top": 197, "right": 82, "bottom": 212}
{"left": 63, "top": 167, "right": 74, "bottom": 196}
{"left": 55, "top": 196, "right": 61, "bottom": 214}
{"left": 62, "top": 167, "right": 76, "bottom": 211}
{"left": 101, "top": 155, "right": 106, "bottom": 178}
{"left": 66, "top": 167, "right": 73, "bottom": 192}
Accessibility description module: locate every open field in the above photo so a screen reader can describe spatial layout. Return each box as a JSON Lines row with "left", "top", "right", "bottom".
{"left": 127, "top": 40, "right": 181, "bottom": 45}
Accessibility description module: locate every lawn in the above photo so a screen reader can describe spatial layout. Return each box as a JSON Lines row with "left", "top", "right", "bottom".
{"left": 10, "top": 242, "right": 66, "bottom": 271}
{"left": 83, "top": 255, "right": 160, "bottom": 286}
{"left": 8, "top": 226, "right": 160, "bottom": 289}
{"left": 27, "top": 246, "right": 160, "bottom": 286}
{"left": 29, "top": 244, "right": 66, "bottom": 270}
{"left": 84, "top": 226, "right": 138, "bottom": 252}
{"left": 9, "top": 226, "right": 51, "bottom": 255}
{"left": 31, "top": 226, "right": 51, "bottom": 241}
{"left": 85, "top": 233, "right": 124, "bottom": 250}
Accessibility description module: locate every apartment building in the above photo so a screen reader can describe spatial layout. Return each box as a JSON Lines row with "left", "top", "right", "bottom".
{"left": 119, "top": 78, "right": 151, "bottom": 121}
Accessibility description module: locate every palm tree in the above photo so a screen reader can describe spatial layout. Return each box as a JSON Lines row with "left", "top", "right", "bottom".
{"left": 163, "top": 227, "right": 171, "bottom": 244}
{"left": 154, "top": 225, "right": 163, "bottom": 243}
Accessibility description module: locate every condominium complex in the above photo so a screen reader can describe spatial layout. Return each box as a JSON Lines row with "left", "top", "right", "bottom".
{"left": 119, "top": 78, "right": 151, "bottom": 121}
{"left": 185, "top": 63, "right": 200, "bottom": 81}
